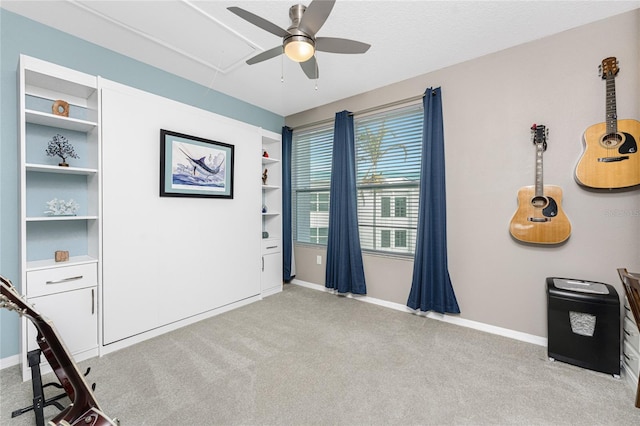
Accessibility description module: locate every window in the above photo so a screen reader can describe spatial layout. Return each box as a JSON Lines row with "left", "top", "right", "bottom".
{"left": 381, "top": 197, "right": 391, "bottom": 217}
{"left": 291, "top": 102, "right": 423, "bottom": 256}
{"left": 394, "top": 197, "right": 407, "bottom": 218}
{"left": 292, "top": 125, "right": 333, "bottom": 245}
{"left": 355, "top": 104, "right": 423, "bottom": 255}
{"left": 310, "top": 227, "right": 329, "bottom": 244}
{"left": 311, "top": 193, "right": 329, "bottom": 212}
{"left": 395, "top": 230, "right": 407, "bottom": 248}
{"left": 381, "top": 230, "right": 391, "bottom": 248}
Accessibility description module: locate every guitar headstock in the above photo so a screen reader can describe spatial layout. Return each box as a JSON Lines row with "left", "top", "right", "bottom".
{"left": 0, "top": 276, "right": 28, "bottom": 316}
{"left": 531, "top": 123, "right": 548, "bottom": 151}
{"left": 599, "top": 57, "right": 619, "bottom": 79}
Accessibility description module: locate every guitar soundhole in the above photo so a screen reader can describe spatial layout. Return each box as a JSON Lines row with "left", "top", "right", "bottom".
{"left": 600, "top": 132, "right": 623, "bottom": 149}
{"left": 531, "top": 196, "right": 548, "bottom": 208}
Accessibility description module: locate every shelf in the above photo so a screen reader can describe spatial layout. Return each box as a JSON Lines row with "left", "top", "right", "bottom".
{"left": 26, "top": 163, "right": 98, "bottom": 175}
{"left": 262, "top": 212, "right": 281, "bottom": 217}
{"left": 27, "top": 215, "right": 98, "bottom": 222}
{"left": 25, "top": 109, "right": 97, "bottom": 132}
{"left": 262, "top": 157, "right": 279, "bottom": 164}
{"left": 26, "top": 255, "right": 98, "bottom": 272}
{"left": 262, "top": 185, "right": 280, "bottom": 190}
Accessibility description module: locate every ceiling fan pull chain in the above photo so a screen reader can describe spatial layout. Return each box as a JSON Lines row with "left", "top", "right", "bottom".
{"left": 315, "top": 59, "right": 319, "bottom": 90}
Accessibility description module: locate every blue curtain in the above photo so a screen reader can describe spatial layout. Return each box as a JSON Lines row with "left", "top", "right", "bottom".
{"left": 281, "top": 126, "right": 294, "bottom": 282}
{"left": 407, "top": 88, "right": 460, "bottom": 314}
{"left": 325, "top": 111, "right": 367, "bottom": 294}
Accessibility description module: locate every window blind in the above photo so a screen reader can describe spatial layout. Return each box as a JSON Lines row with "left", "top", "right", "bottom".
{"left": 291, "top": 125, "right": 333, "bottom": 245}
{"left": 354, "top": 104, "right": 423, "bottom": 255}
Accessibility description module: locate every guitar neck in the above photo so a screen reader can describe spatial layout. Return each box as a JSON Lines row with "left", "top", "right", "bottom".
{"left": 605, "top": 73, "right": 618, "bottom": 134}
{"left": 535, "top": 144, "right": 544, "bottom": 196}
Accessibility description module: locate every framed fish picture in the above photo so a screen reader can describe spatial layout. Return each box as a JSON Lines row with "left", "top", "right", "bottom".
{"left": 160, "top": 129, "right": 234, "bottom": 198}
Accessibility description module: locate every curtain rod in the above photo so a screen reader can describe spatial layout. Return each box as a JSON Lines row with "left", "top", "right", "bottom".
{"left": 290, "top": 92, "right": 427, "bottom": 132}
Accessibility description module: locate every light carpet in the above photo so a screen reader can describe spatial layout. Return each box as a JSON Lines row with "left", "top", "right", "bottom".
{"left": 1, "top": 284, "right": 639, "bottom": 425}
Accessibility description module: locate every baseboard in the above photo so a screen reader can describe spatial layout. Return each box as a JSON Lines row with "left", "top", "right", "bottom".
{"left": 290, "top": 279, "right": 547, "bottom": 347}
{"left": 0, "top": 354, "right": 20, "bottom": 370}
{"left": 261, "top": 284, "right": 283, "bottom": 298}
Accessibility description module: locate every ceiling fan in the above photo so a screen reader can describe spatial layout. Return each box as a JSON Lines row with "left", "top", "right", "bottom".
{"left": 228, "top": 0, "right": 371, "bottom": 79}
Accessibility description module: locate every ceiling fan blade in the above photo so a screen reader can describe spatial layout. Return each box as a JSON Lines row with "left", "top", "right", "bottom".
{"left": 315, "top": 37, "right": 371, "bottom": 54}
{"left": 298, "top": 0, "right": 335, "bottom": 36}
{"left": 246, "top": 46, "right": 284, "bottom": 65}
{"left": 300, "top": 56, "right": 319, "bottom": 79}
{"left": 227, "top": 6, "right": 289, "bottom": 38}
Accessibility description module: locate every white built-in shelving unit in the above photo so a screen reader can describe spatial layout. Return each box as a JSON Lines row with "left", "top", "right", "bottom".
{"left": 18, "top": 55, "right": 101, "bottom": 380}
{"left": 261, "top": 130, "right": 283, "bottom": 296}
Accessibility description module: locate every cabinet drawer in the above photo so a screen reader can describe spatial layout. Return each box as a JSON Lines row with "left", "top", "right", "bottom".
{"left": 261, "top": 239, "right": 281, "bottom": 254}
{"left": 27, "top": 263, "right": 97, "bottom": 297}
{"left": 623, "top": 340, "right": 640, "bottom": 381}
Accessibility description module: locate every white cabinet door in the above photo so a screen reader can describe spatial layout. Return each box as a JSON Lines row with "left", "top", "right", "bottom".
{"left": 262, "top": 252, "right": 283, "bottom": 294}
{"left": 27, "top": 287, "right": 98, "bottom": 356}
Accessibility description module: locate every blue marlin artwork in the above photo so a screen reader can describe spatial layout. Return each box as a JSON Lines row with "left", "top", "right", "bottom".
{"left": 172, "top": 142, "right": 226, "bottom": 189}
{"left": 160, "top": 129, "right": 234, "bottom": 198}
{"left": 177, "top": 146, "right": 224, "bottom": 176}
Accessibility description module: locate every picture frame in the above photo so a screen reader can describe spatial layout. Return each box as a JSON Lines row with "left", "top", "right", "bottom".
{"left": 160, "top": 129, "right": 234, "bottom": 199}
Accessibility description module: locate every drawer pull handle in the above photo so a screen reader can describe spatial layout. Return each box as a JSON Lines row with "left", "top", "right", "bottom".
{"left": 46, "top": 275, "right": 83, "bottom": 285}
{"left": 92, "top": 289, "right": 95, "bottom": 315}
{"left": 266, "top": 246, "right": 278, "bottom": 249}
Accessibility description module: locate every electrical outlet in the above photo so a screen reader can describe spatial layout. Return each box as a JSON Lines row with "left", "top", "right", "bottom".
{"left": 316, "top": 255, "right": 322, "bottom": 265}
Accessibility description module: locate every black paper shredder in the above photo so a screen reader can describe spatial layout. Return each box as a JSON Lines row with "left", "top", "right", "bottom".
{"left": 546, "top": 277, "right": 620, "bottom": 376}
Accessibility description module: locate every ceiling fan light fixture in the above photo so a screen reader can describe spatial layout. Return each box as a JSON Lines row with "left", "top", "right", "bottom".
{"left": 284, "top": 35, "right": 315, "bottom": 62}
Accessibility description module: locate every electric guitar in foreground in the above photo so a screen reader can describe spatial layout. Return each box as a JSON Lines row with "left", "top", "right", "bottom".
{"left": 0, "top": 275, "right": 118, "bottom": 426}
{"left": 575, "top": 57, "right": 640, "bottom": 189}
{"left": 510, "top": 124, "right": 572, "bottom": 244}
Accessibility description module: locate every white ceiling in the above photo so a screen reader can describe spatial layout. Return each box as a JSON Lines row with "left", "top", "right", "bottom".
{"left": 3, "top": 1, "right": 639, "bottom": 117}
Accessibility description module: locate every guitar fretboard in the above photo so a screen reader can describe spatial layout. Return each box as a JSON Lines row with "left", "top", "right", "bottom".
{"left": 535, "top": 144, "right": 544, "bottom": 197}
{"left": 605, "top": 73, "right": 618, "bottom": 135}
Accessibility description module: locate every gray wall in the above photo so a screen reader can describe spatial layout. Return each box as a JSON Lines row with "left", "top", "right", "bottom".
{"left": 286, "top": 10, "right": 640, "bottom": 338}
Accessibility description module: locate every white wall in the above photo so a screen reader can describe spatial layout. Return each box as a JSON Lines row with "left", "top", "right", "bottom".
{"left": 286, "top": 10, "right": 640, "bottom": 338}
{"left": 100, "top": 80, "right": 262, "bottom": 345}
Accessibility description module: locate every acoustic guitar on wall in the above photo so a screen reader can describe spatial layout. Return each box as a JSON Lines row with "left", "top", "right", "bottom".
{"left": 575, "top": 57, "right": 640, "bottom": 189}
{"left": 510, "top": 124, "right": 572, "bottom": 245}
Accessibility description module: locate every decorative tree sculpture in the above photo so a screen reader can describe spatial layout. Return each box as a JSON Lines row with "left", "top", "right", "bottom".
{"left": 45, "top": 134, "right": 79, "bottom": 166}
